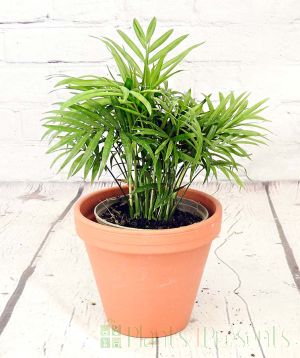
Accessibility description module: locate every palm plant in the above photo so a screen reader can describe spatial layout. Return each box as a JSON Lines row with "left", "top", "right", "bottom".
{"left": 42, "top": 18, "right": 268, "bottom": 221}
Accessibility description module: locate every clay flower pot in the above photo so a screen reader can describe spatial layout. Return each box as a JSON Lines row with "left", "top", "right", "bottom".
{"left": 74, "top": 186, "right": 222, "bottom": 338}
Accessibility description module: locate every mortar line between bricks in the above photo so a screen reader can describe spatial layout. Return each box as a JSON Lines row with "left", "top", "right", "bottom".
{"left": 0, "top": 184, "right": 84, "bottom": 335}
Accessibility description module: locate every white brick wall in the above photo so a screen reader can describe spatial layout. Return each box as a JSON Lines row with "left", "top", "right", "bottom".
{"left": 0, "top": 0, "right": 300, "bottom": 182}
{"left": 0, "top": 0, "right": 51, "bottom": 23}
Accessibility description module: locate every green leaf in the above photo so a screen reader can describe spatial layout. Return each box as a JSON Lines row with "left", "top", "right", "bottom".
{"left": 131, "top": 136, "right": 156, "bottom": 162}
{"left": 149, "top": 34, "right": 189, "bottom": 64}
{"left": 102, "top": 40, "right": 129, "bottom": 81}
{"left": 43, "top": 125, "right": 82, "bottom": 134}
{"left": 219, "top": 166, "right": 231, "bottom": 181}
{"left": 132, "top": 183, "right": 157, "bottom": 194}
{"left": 153, "top": 69, "right": 183, "bottom": 87}
{"left": 172, "top": 132, "right": 196, "bottom": 142}
{"left": 124, "top": 78, "right": 133, "bottom": 89}
{"left": 61, "top": 89, "right": 122, "bottom": 109}
{"left": 155, "top": 139, "right": 169, "bottom": 155}
{"left": 222, "top": 129, "right": 263, "bottom": 137}
{"left": 119, "top": 86, "right": 130, "bottom": 103}
{"left": 149, "top": 29, "right": 174, "bottom": 53}
{"left": 99, "top": 129, "right": 115, "bottom": 176}
{"left": 161, "top": 43, "right": 203, "bottom": 70}
{"left": 129, "top": 90, "right": 152, "bottom": 115}
{"left": 146, "top": 17, "right": 157, "bottom": 43}
{"left": 133, "top": 18, "right": 146, "bottom": 47}
{"left": 55, "top": 76, "right": 114, "bottom": 88}
{"left": 50, "top": 150, "right": 70, "bottom": 169}
{"left": 165, "top": 140, "right": 173, "bottom": 160}
{"left": 41, "top": 127, "right": 55, "bottom": 140}
{"left": 178, "top": 151, "right": 196, "bottom": 163}
{"left": 102, "top": 37, "right": 142, "bottom": 76}
{"left": 117, "top": 30, "right": 144, "bottom": 60}
{"left": 59, "top": 132, "right": 91, "bottom": 172}
{"left": 84, "top": 156, "right": 95, "bottom": 180}
{"left": 75, "top": 129, "right": 104, "bottom": 174}
{"left": 227, "top": 168, "right": 244, "bottom": 187}
{"left": 137, "top": 128, "right": 169, "bottom": 139}
{"left": 91, "top": 156, "right": 101, "bottom": 183}
{"left": 114, "top": 105, "right": 147, "bottom": 118}
{"left": 43, "top": 116, "right": 94, "bottom": 131}
{"left": 47, "top": 109, "right": 101, "bottom": 127}
{"left": 68, "top": 153, "right": 84, "bottom": 178}
{"left": 150, "top": 55, "right": 165, "bottom": 86}
{"left": 46, "top": 133, "right": 79, "bottom": 153}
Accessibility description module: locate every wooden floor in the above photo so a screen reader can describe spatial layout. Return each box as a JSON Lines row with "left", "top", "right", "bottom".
{"left": 0, "top": 181, "right": 299, "bottom": 358}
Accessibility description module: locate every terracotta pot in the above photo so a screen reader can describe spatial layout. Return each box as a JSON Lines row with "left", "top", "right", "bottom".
{"left": 74, "top": 186, "right": 222, "bottom": 338}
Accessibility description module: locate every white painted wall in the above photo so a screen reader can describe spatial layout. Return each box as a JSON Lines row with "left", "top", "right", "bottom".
{"left": 0, "top": 0, "right": 299, "bottom": 182}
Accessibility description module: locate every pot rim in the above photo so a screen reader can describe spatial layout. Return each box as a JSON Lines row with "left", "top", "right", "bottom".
{"left": 74, "top": 186, "right": 222, "bottom": 237}
{"left": 93, "top": 195, "right": 209, "bottom": 229}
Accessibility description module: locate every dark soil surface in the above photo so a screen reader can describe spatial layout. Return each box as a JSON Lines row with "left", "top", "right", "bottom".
{"left": 99, "top": 200, "right": 203, "bottom": 229}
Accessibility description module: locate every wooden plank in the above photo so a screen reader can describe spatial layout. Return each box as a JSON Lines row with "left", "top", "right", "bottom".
{"left": 265, "top": 181, "right": 300, "bottom": 290}
{"left": 157, "top": 182, "right": 300, "bottom": 358}
{"left": 0, "top": 182, "right": 81, "bottom": 313}
{"left": 0, "top": 182, "right": 156, "bottom": 358}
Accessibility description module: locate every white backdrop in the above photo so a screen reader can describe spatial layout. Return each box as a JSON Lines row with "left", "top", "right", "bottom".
{"left": 0, "top": 0, "right": 299, "bottom": 182}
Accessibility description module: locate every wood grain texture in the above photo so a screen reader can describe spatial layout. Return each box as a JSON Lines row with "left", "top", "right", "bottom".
{"left": 0, "top": 182, "right": 81, "bottom": 312}
{"left": 265, "top": 181, "right": 300, "bottom": 289}
{"left": 0, "top": 181, "right": 299, "bottom": 357}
